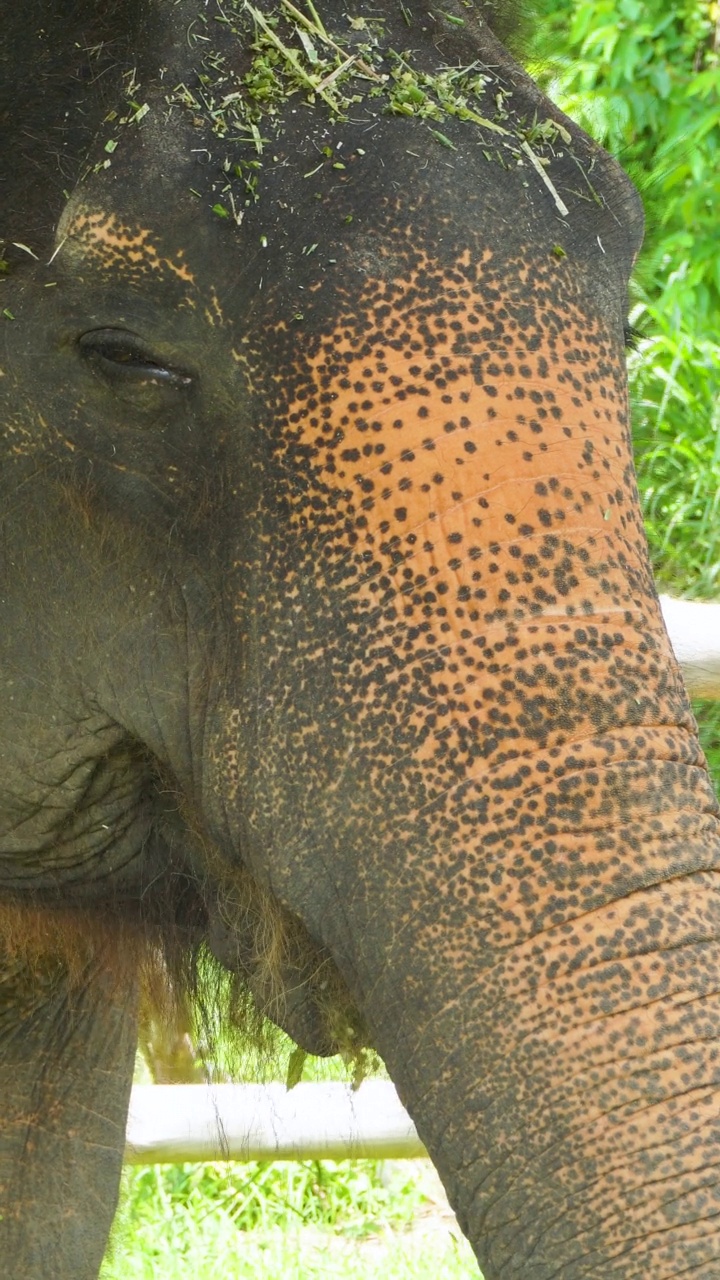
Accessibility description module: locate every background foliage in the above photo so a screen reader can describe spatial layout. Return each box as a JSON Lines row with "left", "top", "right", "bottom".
{"left": 532, "top": 0, "right": 720, "bottom": 794}
{"left": 531, "top": 0, "right": 720, "bottom": 594}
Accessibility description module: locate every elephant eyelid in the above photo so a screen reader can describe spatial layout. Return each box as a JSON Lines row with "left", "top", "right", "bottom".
{"left": 78, "top": 328, "right": 193, "bottom": 388}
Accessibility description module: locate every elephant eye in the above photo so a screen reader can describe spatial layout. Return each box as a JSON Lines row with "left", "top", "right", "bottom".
{"left": 78, "top": 328, "right": 193, "bottom": 389}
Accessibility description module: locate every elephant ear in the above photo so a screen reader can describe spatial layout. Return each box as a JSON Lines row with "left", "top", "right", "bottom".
{"left": 0, "top": 0, "right": 146, "bottom": 263}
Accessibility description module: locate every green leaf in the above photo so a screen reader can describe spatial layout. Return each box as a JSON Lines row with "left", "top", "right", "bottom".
{"left": 428, "top": 128, "right": 457, "bottom": 150}
{"left": 285, "top": 1047, "right": 307, "bottom": 1089}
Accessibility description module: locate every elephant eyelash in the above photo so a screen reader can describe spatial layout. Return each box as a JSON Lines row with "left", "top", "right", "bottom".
{"left": 623, "top": 322, "right": 642, "bottom": 351}
{"left": 78, "top": 328, "right": 193, "bottom": 389}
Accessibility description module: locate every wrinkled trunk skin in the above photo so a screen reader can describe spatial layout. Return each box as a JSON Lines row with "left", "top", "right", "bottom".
{"left": 2, "top": 1, "right": 720, "bottom": 1277}
{"left": 206, "top": 209, "right": 720, "bottom": 1274}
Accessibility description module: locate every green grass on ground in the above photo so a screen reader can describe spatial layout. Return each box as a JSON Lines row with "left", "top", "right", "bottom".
{"left": 101, "top": 1159, "right": 480, "bottom": 1280}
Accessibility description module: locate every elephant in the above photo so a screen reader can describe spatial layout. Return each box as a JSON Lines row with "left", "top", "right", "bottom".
{"left": 2, "top": 0, "right": 720, "bottom": 1276}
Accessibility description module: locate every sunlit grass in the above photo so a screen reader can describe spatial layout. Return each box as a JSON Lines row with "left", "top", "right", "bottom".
{"left": 115, "top": 1047, "right": 480, "bottom": 1278}
{"left": 101, "top": 1159, "right": 480, "bottom": 1280}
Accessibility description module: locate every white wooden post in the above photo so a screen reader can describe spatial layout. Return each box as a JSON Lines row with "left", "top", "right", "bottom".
{"left": 125, "top": 1081, "right": 427, "bottom": 1164}
{"left": 661, "top": 595, "right": 720, "bottom": 701}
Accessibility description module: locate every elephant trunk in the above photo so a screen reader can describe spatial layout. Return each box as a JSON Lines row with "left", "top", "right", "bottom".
{"left": 207, "top": 264, "right": 720, "bottom": 1273}
{"left": 375, "top": 870, "right": 720, "bottom": 1276}
{"left": 261, "top": 590, "right": 719, "bottom": 1276}
{"left": 338, "top": 644, "right": 720, "bottom": 1278}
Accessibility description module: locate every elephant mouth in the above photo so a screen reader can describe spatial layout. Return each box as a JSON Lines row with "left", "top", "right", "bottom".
{"left": 203, "top": 871, "right": 370, "bottom": 1059}
{"left": 1, "top": 730, "right": 370, "bottom": 1060}
{"left": 134, "top": 773, "right": 373, "bottom": 1060}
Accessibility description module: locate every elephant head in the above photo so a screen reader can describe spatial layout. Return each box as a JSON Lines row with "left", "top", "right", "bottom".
{"left": 2, "top": 1, "right": 720, "bottom": 1276}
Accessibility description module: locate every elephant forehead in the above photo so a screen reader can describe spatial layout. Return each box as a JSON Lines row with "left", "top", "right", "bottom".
{"left": 55, "top": 205, "right": 196, "bottom": 287}
{"left": 276, "top": 250, "right": 637, "bottom": 560}
{"left": 217, "top": 247, "right": 668, "bottom": 791}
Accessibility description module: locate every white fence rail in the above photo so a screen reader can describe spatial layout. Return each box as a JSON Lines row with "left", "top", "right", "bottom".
{"left": 125, "top": 1082, "right": 426, "bottom": 1165}
{"left": 660, "top": 596, "right": 720, "bottom": 701}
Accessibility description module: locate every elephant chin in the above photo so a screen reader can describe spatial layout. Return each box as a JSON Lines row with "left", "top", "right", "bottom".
{"left": 204, "top": 887, "right": 368, "bottom": 1059}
